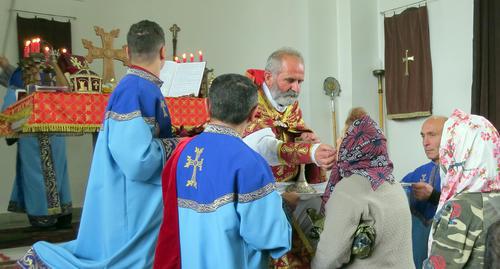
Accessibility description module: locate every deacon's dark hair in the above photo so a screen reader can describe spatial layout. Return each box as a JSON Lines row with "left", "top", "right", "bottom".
{"left": 208, "top": 74, "right": 257, "bottom": 125}
{"left": 127, "top": 20, "right": 165, "bottom": 62}
{"left": 485, "top": 220, "right": 500, "bottom": 269}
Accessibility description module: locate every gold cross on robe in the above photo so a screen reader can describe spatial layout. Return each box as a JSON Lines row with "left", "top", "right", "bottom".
{"left": 185, "top": 147, "right": 204, "bottom": 188}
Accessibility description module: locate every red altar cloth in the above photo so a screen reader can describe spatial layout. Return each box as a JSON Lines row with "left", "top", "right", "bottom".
{"left": 0, "top": 92, "right": 209, "bottom": 137}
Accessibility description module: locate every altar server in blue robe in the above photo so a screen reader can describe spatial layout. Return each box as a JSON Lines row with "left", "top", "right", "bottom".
{"left": 401, "top": 116, "right": 446, "bottom": 268}
{"left": 2, "top": 67, "right": 72, "bottom": 228}
{"left": 18, "top": 20, "right": 179, "bottom": 269}
{"left": 154, "top": 73, "right": 292, "bottom": 269}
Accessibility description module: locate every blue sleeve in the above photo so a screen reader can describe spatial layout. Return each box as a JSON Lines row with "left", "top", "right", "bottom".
{"left": 107, "top": 117, "right": 164, "bottom": 185}
{"left": 236, "top": 153, "right": 292, "bottom": 258}
{"left": 401, "top": 170, "right": 417, "bottom": 183}
{"left": 1, "top": 87, "right": 17, "bottom": 111}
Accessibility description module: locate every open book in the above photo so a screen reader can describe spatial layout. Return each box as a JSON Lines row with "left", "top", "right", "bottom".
{"left": 159, "top": 60, "right": 206, "bottom": 97}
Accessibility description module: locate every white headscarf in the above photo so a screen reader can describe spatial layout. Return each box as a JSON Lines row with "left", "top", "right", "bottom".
{"left": 437, "top": 109, "right": 500, "bottom": 211}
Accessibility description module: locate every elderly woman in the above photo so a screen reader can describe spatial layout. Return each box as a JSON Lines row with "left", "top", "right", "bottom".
{"left": 424, "top": 109, "right": 500, "bottom": 268}
{"left": 312, "top": 108, "right": 414, "bottom": 269}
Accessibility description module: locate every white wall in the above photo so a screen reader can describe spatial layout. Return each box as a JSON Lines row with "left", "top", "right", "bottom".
{"left": 0, "top": 0, "right": 473, "bottom": 214}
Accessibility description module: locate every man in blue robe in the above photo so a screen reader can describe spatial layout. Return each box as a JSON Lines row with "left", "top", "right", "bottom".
{"left": 154, "top": 74, "right": 292, "bottom": 269}
{"left": 2, "top": 63, "right": 72, "bottom": 229}
{"left": 18, "top": 20, "right": 178, "bottom": 268}
{"left": 402, "top": 116, "right": 446, "bottom": 269}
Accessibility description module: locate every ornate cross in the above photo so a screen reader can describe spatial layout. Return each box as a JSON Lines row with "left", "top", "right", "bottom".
{"left": 82, "top": 26, "right": 130, "bottom": 83}
{"left": 402, "top": 49, "right": 414, "bottom": 76}
{"left": 169, "top": 24, "right": 181, "bottom": 59}
{"left": 185, "top": 147, "right": 204, "bottom": 188}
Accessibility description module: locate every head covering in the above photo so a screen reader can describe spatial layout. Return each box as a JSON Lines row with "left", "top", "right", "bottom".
{"left": 321, "top": 115, "right": 395, "bottom": 213}
{"left": 437, "top": 109, "right": 500, "bottom": 210}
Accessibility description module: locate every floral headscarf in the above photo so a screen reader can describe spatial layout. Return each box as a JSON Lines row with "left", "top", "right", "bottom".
{"left": 321, "top": 115, "right": 395, "bottom": 213}
{"left": 437, "top": 109, "right": 500, "bottom": 211}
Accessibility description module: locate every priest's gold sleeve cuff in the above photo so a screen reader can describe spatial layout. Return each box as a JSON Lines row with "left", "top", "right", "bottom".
{"left": 277, "top": 142, "right": 313, "bottom": 165}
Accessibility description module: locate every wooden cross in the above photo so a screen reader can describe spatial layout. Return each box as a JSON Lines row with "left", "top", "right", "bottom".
{"left": 169, "top": 24, "right": 181, "bottom": 59}
{"left": 82, "top": 26, "right": 130, "bottom": 83}
{"left": 402, "top": 49, "right": 414, "bottom": 76}
{"left": 185, "top": 147, "right": 204, "bottom": 188}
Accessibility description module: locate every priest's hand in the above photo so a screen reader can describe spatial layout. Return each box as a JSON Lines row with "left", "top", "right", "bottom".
{"left": 412, "top": 182, "right": 433, "bottom": 201}
{"left": 300, "top": 132, "right": 320, "bottom": 143}
{"left": 314, "top": 144, "right": 336, "bottom": 170}
{"left": 282, "top": 191, "right": 300, "bottom": 210}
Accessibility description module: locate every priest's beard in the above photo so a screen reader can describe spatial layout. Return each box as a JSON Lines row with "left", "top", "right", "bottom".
{"left": 269, "top": 85, "right": 299, "bottom": 107}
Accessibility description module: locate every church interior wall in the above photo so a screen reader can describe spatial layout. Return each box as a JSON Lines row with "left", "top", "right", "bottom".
{"left": 0, "top": 0, "right": 473, "bottom": 215}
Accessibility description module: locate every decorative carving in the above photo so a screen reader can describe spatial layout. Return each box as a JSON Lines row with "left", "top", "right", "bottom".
{"left": 82, "top": 26, "right": 129, "bottom": 83}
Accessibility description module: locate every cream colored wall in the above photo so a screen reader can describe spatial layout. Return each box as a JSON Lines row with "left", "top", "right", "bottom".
{"left": 0, "top": 0, "right": 473, "bottom": 215}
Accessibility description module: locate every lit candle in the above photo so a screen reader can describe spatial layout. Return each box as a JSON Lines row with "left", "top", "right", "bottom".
{"left": 35, "top": 38, "right": 41, "bottom": 53}
{"left": 61, "top": 48, "right": 68, "bottom": 54}
{"left": 174, "top": 56, "right": 180, "bottom": 63}
{"left": 198, "top": 50, "right": 203, "bottom": 62}
{"left": 31, "top": 38, "right": 37, "bottom": 53}
{"left": 44, "top": 46, "right": 50, "bottom": 59}
{"left": 189, "top": 53, "right": 194, "bottom": 62}
{"left": 182, "top": 53, "right": 187, "bottom": 63}
{"left": 24, "top": 40, "right": 31, "bottom": 58}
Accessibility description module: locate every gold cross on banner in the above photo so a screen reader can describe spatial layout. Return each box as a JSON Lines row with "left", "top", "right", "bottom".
{"left": 185, "top": 147, "right": 204, "bottom": 188}
{"left": 82, "top": 26, "right": 130, "bottom": 83}
{"left": 402, "top": 49, "right": 414, "bottom": 76}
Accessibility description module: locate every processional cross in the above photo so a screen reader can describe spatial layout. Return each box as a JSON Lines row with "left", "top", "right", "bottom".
{"left": 402, "top": 49, "right": 414, "bottom": 76}
{"left": 169, "top": 24, "right": 181, "bottom": 59}
{"left": 185, "top": 147, "right": 204, "bottom": 188}
{"left": 82, "top": 26, "right": 129, "bottom": 83}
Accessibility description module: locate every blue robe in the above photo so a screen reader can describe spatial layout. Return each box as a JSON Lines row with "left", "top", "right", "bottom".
{"left": 155, "top": 124, "right": 291, "bottom": 269}
{"left": 2, "top": 68, "right": 71, "bottom": 227}
{"left": 402, "top": 161, "right": 441, "bottom": 269}
{"left": 20, "top": 67, "right": 177, "bottom": 268}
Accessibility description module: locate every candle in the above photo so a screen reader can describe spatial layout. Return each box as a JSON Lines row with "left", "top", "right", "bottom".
{"left": 198, "top": 50, "right": 203, "bottom": 62}
{"left": 61, "top": 48, "right": 68, "bottom": 54}
{"left": 182, "top": 53, "right": 187, "bottom": 63}
{"left": 35, "top": 38, "right": 41, "bottom": 53}
{"left": 44, "top": 46, "right": 50, "bottom": 59}
{"left": 189, "top": 53, "right": 194, "bottom": 62}
{"left": 31, "top": 39, "right": 37, "bottom": 53}
{"left": 24, "top": 40, "right": 31, "bottom": 58}
{"left": 174, "top": 56, "right": 180, "bottom": 63}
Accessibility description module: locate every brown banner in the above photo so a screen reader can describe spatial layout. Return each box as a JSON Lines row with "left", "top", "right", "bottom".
{"left": 384, "top": 6, "right": 432, "bottom": 119}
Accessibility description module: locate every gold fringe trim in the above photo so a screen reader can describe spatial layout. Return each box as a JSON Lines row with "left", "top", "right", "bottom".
{"left": 0, "top": 107, "right": 33, "bottom": 122}
{"left": 22, "top": 124, "right": 102, "bottom": 133}
{"left": 387, "top": 110, "right": 431, "bottom": 120}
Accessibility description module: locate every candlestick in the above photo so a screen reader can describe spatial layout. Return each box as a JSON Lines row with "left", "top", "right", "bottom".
{"left": 182, "top": 53, "right": 187, "bottom": 63}
{"left": 198, "top": 50, "right": 203, "bottom": 62}
{"left": 24, "top": 40, "right": 31, "bottom": 58}
{"left": 189, "top": 53, "right": 194, "bottom": 62}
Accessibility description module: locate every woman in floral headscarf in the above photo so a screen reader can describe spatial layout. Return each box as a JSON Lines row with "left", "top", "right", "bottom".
{"left": 312, "top": 108, "right": 414, "bottom": 269}
{"left": 424, "top": 109, "right": 500, "bottom": 269}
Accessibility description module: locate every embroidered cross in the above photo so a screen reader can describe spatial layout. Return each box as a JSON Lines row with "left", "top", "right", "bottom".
{"left": 185, "top": 147, "right": 204, "bottom": 188}
{"left": 420, "top": 173, "right": 427, "bottom": 182}
{"left": 402, "top": 49, "right": 414, "bottom": 76}
{"left": 70, "top": 56, "right": 84, "bottom": 70}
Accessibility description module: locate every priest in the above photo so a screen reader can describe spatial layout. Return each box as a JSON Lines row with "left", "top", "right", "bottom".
{"left": 243, "top": 47, "right": 336, "bottom": 268}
